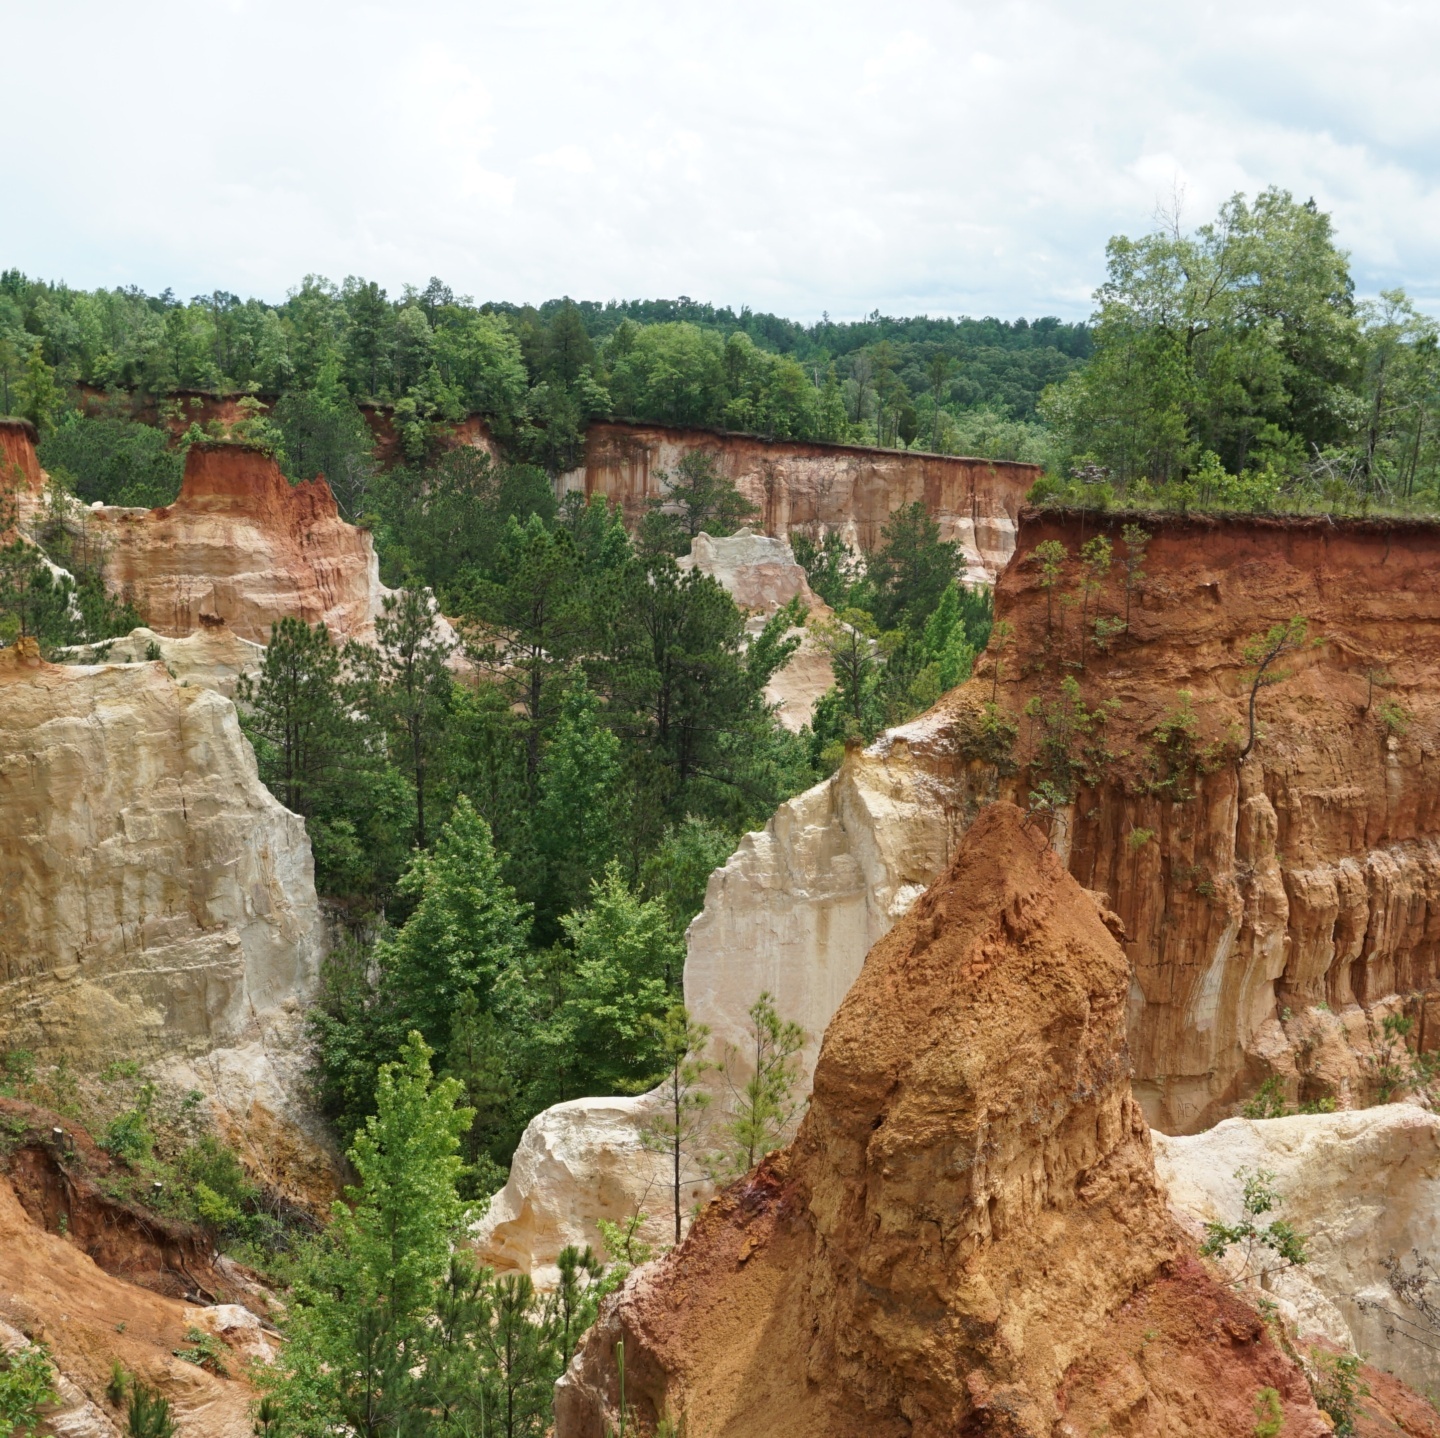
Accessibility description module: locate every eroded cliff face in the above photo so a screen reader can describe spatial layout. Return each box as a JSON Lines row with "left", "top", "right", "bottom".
{"left": 91, "top": 442, "right": 386, "bottom": 645}
{"left": 480, "top": 508, "right": 1440, "bottom": 1283}
{"left": 61, "top": 623, "right": 265, "bottom": 700}
{"left": 691, "top": 509, "right": 1440, "bottom": 1132}
{"left": 557, "top": 804, "right": 1332, "bottom": 1438}
{"left": 470, "top": 731, "right": 964, "bottom": 1273}
{"left": 1, "top": 417, "right": 47, "bottom": 529}
{"left": 0, "top": 1098, "right": 270, "bottom": 1437}
{"left": 0, "top": 643, "right": 333, "bottom": 1203}
{"left": 558, "top": 422, "right": 1037, "bottom": 582}
{"left": 0, "top": 417, "right": 44, "bottom": 497}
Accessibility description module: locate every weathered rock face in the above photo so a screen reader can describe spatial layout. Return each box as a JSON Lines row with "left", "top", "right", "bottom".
{"left": 677, "top": 530, "right": 826, "bottom": 614}
{"left": 0, "top": 650, "right": 324, "bottom": 1063}
{"left": 473, "top": 1096, "right": 701, "bottom": 1287}
{"left": 470, "top": 731, "right": 965, "bottom": 1274}
{"left": 0, "top": 646, "right": 336, "bottom": 1205}
{"left": 1155, "top": 1104, "right": 1440, "bottom": 1396}
{"left": 558, "top": 422, "right": 1037, "bottom": 582}
{"left": 557, "top": 803, "right": 1333, "bottom": 1438}
{"left": 1, "top": 417, "right": 47, "bottom": 529}
{"left": 0, "top": 1099, "right": 267, "bottom": 1437}
{"left": 0, "top": 416, "right": 44, "bottom": 497}
{"left": 678, "top": 529, "right": 834, "bottom": 730}
{"left": 91, "top": 442, "right": 386, "bottom": 645}
{"left": 689, "top": 510, "right": 1440, "bottom": 1133}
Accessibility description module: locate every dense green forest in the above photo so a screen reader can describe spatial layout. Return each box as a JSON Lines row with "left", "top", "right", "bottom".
{"left": 0, "top": 269, "right": 1078, "bottom": 490}
{"left": 1037, "top": 189, "right": 1440, "bottom": 513}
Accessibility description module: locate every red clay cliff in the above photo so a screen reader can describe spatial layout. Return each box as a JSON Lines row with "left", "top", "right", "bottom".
{"left": 559, "top": 422, "right": 1037, "bottom": 581}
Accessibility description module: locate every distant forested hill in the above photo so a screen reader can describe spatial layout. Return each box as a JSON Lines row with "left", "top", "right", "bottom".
{"left": 0, "top": 270, "right": 1077, "bottom": 480}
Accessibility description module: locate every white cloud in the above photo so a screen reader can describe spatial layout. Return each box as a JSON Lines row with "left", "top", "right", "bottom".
{"left": 3, "top": 0, "right": 1439, "bottom": 319}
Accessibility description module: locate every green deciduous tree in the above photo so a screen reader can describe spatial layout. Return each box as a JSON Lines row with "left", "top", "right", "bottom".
{"left": 0, "top": 1342, "right": 58, "bottom": 1438}
{"left": 1238, "top": 615, "right": 1313, "bottom": 762}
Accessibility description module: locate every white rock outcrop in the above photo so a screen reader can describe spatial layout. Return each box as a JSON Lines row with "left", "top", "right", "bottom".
{"left": 679, "top": 529, "right": 835, "bottom": 731}
{"left": 1154, "top": 1105, "right": 1440, "bottom": 1394}
{"left": 0, "top": 648, "right": 324, "bottom": 1064}
{"left": 677, "top": 529, "right": 826, "bottom": 615}
{"left": 472, "top": 713, "right": 964, "bottom": 1277}
{"left": 474, "top": 1096, "right": 689, "bottom": 1286}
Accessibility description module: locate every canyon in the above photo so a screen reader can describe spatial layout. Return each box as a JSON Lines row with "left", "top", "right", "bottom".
{"left": 555, "top": 803, "right": 1340, "bottom": 1438}
{"left": 8, "top": 399, "right": 1440, "bottom": 1426}
{"left": 479, "top": 506, "right": 1440, "bottom": 1300}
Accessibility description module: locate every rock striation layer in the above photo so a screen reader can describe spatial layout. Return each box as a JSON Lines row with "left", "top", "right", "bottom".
{"left": 682, "top": 509, "right": 1440, "bottom": 1132}
{"left": 60, "top": 623, "right": 265, "bottom": 700}
{"left": 0, "top": 647, "right": 322, "bottom": 1055}
{"left": 1155, "top": 1104, "right": 1440, "bottom": 1396}
{"left": 91, "top": 442, "right": 386, "bottom": 645}
{"left": 558, "top": 422, "right": 1037, "bottom": 582}
{"left": 556, "top": 803, "right": 1332, "bottom": 1438}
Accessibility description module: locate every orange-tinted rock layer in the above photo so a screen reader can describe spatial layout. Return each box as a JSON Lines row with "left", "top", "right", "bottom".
{"left": 93, "top": 441, "right": 383, "bottom": 644}
{"left": 0, "top": 1098, "right": 262, "bottom": 1437}
{"left": 558, "top": 422, "right": 1038, "bottom": 580}
{"left": 777, "top": 508, "right": 1440, "bottom": 1131}
{"left": 556, "top": 803, "right": 1332, "bottom": 1438}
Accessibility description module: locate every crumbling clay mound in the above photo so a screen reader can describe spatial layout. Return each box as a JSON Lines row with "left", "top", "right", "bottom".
{"left": 92, "top": 440, "right": 385, "bottom": 644}
{"left": 556, "top": 802, "right": 1333, "bottom": 1437}
{"left": 0, "top": 1100, "right": 269, "bottom": 1437}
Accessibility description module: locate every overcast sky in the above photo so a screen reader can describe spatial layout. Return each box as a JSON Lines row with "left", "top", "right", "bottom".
{"left": 5, "top": 1, "right": 1438, "bottom": 322}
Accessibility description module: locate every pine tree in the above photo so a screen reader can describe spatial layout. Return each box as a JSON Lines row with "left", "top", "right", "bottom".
{"left": 717, "top": 992, "right": 804, "bottom": 1178}
{"left": 383, "top": 797, "right": 531, "bottom": 1050}
{"left": 641, "top": 1004, "right": 714, "bottom": 1243}
{"left": 372, "top": 587, "right": 455, "bottom": 848}
{"left": 533, "top": 670, "right": 622, "bottom": 937}
{"left": 238, "top": 619, "right": 349, "bottom": 817}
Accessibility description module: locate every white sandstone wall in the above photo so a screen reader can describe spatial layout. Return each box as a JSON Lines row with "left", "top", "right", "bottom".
{"left": 1154, "top": 1106, "right": 1440, "bottom": 1395}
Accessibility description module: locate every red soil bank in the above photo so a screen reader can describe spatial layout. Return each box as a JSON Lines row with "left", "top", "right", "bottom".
{"left": 557, "top": 803, "right": 1339, "bottom": 1438}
